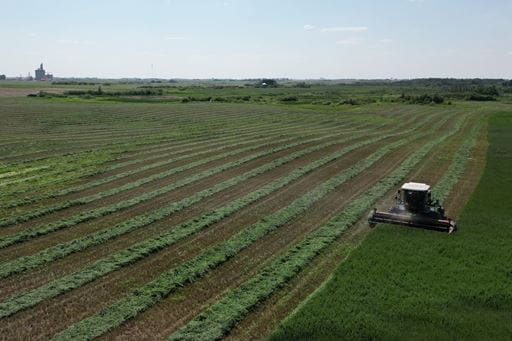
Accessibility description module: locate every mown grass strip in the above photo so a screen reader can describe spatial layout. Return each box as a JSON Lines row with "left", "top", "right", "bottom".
{"left": 167, "top": 115, "right": 469, "bottom": 341}
{"left": 0, "top": 114, "right": 425, "bottom": 319}
{"left": 0, "top": 151, "right": 115, "bottom": 198}
{"left": 107, "top": 119, "right": 341, "bottom": 168}
{"left": 110, "top": 113, "right": 327, "bottom": 160}
{"left": 0, "top": 108, "right": 304, "bottom": 165}
{"left": 0, "top": 127, "right": 371, "bottom": 248}
{"left": 0, "top": 120, "right": 320, "bottom": 207}
{"left": 0, "top": 166, "right": 50, "bottom": 180}
{"left": 0, "top": 123, "right": 341, "bottom": 210}
{"left": 0, "top": 118, "right": 360, "bottom": 211}
{"left": 0, "top": 110, "right": 268, "bottom": 170}
{"left": 0, "top": 122, "right": 390, "bottom": 281}
{"left": 0, "top": 133, "right": 360, "bottom": 278}
{"left": 0, "top": 113, "right": 416, "bottom": 278}
{"left": 49, "top": 115, "right": 445, "bottom": 340}
{"left": 0, "top": 134, "right": 296, "bottom": 223}
{"left": 0, "top": 108, "right": 284, "bottom": 160}
{"left": 433, "top": 118, "right": 484, "bottom": 201}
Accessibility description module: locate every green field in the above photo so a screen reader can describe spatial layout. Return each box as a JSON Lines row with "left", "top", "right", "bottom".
{"left": 269, "top": 113, "right": 512, "bottom": 340}
{"left": 0, "top": 80, "right": 510, "bottom": 340}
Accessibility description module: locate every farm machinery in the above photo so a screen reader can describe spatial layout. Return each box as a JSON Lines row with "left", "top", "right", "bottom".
{"left": 368, "top": 182, "right": 456, "bottom": 233}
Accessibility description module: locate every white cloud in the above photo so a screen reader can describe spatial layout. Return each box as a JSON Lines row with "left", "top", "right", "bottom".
{"left": 336, "top": 38, "right": 363, "bottom": 45}
{"left": 321, "top": 26, "right": 368, "bottom": 32}
{"left": 379, "top": 38, "right": 393, "bottom": 43}
{"left": 508, "top": 51, "right": 512, "bottom": 56}
{"left": 165, "top": 36, "right": 186, "bottom": 40}
{"left": 303, "top": 24, "right": 315, "bottom": 31}
{"left": 138, "top": 51, "right": 170, "bottom": 58}
{"left": 57, "top": 39, "right": 95, "bottom": 45}
{"left": 27, "top": 32, "right": 37, "bottom": 38}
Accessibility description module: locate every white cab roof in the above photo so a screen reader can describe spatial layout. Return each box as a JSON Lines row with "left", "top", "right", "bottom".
{"left": 401, "top": 182, "right": 430, "bottom": 191}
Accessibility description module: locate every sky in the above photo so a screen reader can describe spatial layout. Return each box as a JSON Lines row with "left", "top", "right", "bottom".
{"left": 1, "top": 0, "right": 511, "bottom": 79}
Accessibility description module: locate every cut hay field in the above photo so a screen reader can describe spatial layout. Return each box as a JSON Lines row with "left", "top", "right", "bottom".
{"left": 0, "top": 94, "right": 505, "bottom": 340}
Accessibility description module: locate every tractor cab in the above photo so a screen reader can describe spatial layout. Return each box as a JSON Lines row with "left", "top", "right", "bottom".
{"left": 398, "top": 182, "right": 431, "bottom": 213}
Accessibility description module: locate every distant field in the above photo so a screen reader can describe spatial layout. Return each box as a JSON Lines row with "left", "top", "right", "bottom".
{"left": 0, "top": 83, "right": 509, "bottom": 340}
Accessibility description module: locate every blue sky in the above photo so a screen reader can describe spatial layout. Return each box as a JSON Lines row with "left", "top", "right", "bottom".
{"left": 2, "top": 0, "right": 511, "bottom": 79}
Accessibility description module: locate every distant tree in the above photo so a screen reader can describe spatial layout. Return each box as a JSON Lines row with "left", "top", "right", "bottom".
{"left": 293, "top": 81, "right": 310, "bottom": 88}
{"left": 476, "top": 85, "right": 500, "bottom": 96}
{"left": 432, "top": 94, "right": 444, "bottom": 104}
{"left": 0, "top": 74, "right": 6, "bottom": 80}
{"left": 280, "top": 95, "right": 298, "bottom": 102}
{"left": 400, "top": 93, "right": 444, "bottom": 105}
{"left": 467, "top": 93, "right": 496, "bottom": 101}
{"left": 97, "top": 86, "right": 103, "bottom": 95}
{"left": 255, "top": 79, "right": 278, "bottom": 88}
{"left": 486, "top": 85, "right": 500, "bottom": 96}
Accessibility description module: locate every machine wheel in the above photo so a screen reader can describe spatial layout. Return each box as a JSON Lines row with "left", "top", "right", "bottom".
{"left": 448, "top": 221, "right": 457, "bottom": 234}
{"left": 368, "top": 209, "right": 377, "bottom": 228}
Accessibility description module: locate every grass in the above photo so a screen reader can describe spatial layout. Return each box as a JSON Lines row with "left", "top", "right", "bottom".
{"left": 0, "top": 132, "right": 304, "bottom": 227}
{"left": 0, "top": 127, "right": 366, "bottom": 279}
{"left": 50, "top": 114, "right": 452, "bottom": 340}
{"left": 0, "top": 114, "right": 427, "bottom": 316}
{"left": 269, "top": 113, "right": 512, "bottom": 340}
{"left": 0, "top": 120, "right": 328, "bottom": 209}
{"left": 166, "top": 115, "right": 466, "bottom": 341}
{"left": 0, "top": 133, "right": 332, "bottom": 235}
{"left": 1, "top": 81, "right": 509, "bottom": 340}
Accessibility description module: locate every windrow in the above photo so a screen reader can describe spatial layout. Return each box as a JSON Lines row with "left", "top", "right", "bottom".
{"left": 104, "top": 112, "right": 321, "bottom": 161}
{"left": 0, "top": 133, "right": 301, "bottom": 226}
{"left": 0, "top": 151, "right": 114, "bottom": 193}
{"left": 0, "top": 119, "right": 296, "bottom": 203}
{"left": 0, "top": 109, "right": 276, "bottom": 170}
{"left": 0, "top": 120, "right": 348, "bottom": 210}
{"left": 0, "top": 166, "right": 51, "bottom": 180}
{"left": 0, "top": 112, "right": 429, "bottom": 316}
{"left": 107, "top": 117, "right": 351, "bottom": 167}
{"left": 0, "top": 108, "right": 289, "bottom": 162}
{"left": 49, "top": 114, "right": 448, "bottom": 340}
{"left": 167, "top": 114, "right": 470, "bottom": 341}
{"left": 0, "top": 119, "right": 397, "bottom": 279}
{"left": 433, "top": 118, "right": 484, "bottom": 202}
{"left": 0, "top": 127, "right": 368, "bottom": 249}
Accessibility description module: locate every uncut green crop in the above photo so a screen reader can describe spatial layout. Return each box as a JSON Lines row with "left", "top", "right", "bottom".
{"left": 269, "top": 116, "right": 508, "bottom": 341}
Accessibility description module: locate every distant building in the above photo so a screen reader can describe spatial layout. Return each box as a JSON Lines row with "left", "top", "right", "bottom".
{"left": 35, "top": 63, "right": 53, "bottom": 81}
